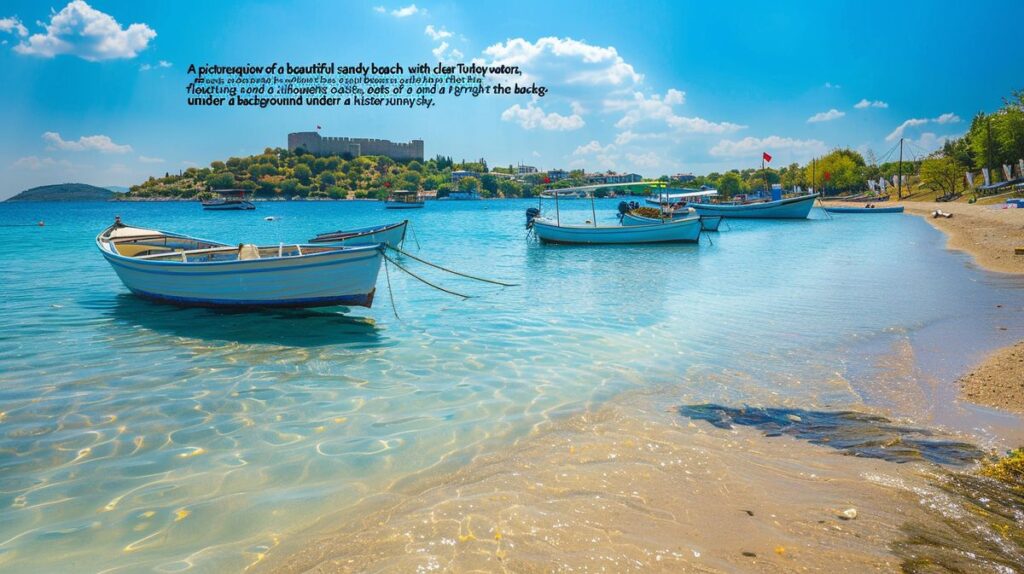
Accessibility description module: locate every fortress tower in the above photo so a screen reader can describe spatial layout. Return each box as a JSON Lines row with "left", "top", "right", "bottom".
{"left": 287, "top": 132, "right": 424, "bottom": 161}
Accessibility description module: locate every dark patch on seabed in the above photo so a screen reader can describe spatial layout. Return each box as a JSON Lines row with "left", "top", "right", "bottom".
{"left": 678, "top": 404, "right": 983, "bottom": 465}
{"left": 680, "top": 404, "right": 1024, "bottom": 572}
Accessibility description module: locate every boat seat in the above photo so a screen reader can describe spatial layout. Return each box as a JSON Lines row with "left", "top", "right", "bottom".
{"left": 238, "top": 244, "right": 261, "bottom": 260}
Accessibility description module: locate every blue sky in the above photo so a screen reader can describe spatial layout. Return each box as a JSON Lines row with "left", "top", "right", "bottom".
{"left": 1, "top": 0, "right": 1022, "bottom": 199}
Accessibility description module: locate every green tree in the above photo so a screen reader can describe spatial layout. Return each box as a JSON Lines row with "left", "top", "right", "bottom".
{"left": 718, "top": 172, "right": 744, "bottom": 197}
{"left": 919, "top": 156, "right": 963, "bottom": 198}
{"left": 458, "top": 176, "right": 480, "bottom": 192}
{"left": 293, "top": 164, "right": 313, "bottom": 184}
{"left": 207, "top": 172, "right": 236, "bottom": 190}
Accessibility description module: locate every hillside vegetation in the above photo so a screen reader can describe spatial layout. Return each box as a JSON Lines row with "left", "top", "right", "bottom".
{"left": 7, "top": 183, "right": 116, "bottom": 201}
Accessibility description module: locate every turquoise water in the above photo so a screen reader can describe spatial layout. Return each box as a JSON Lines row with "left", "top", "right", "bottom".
{"left": 0, "top": 199, "right": 1022, "bottom": 572}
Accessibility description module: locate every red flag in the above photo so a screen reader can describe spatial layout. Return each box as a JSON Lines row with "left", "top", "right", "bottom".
{"left": 762, "top": 152, "right": 772, "bottom": 163}
{"left": 384, "top": 181, "right": 391, "bottom": 187}
{"left": 824, "top": 171, "right": 831, "bottom": 181}
{"left": 543, "top": 176, "right": 551, "bottom": 184}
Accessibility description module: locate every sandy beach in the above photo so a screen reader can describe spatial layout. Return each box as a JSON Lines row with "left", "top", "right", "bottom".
{"left": 899, "top": 201, "right": 1024, "bottom": 274}
{"left": 261, "top": 397, "right": 969, "bottom": 574}
{"left": 897, "top": 201, "right": 1024, "bottom": 413}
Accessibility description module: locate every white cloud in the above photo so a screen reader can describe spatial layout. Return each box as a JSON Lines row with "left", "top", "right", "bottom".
{"left": 12, "top": 156, "right": 73, "bottom": 170}
{"left": 501, "top": 101, "right": 585, "bottom": 131}
{"left": 626, "top": 151, "right": 661, "bottom": 169}
{"left": 709, "top": 135, "right": 827, "bottom": 159}
{"left": 884, "top": 113, "right": 958, "bottom": 142}
{"left": 0, "top": 16, "right": 28, "bottom": 37}
{"left": 573, "top": 140, "right": 612, "bottom": 156}
{"left": 373, "top": 6, "right": 386, "bottom": 13}
{"left": 390, "top": 4, "right": 423, "bottom": 17}
{"left": 908, "top": 132, "right": 955, "bottom": 154}
{"left": 431, "top": 40, "right": 463, "bottom": 62}
{"left": 14, "top": 1, "right": 156, "bottom": 61}
{"left": 824, "top": 82, "right": 841, "bottom": 89}
{"left": 139, "top": 59, "right": 171, "bottom": 71}
{"left": 604, "top": 89, "right": 744, "bottom": 134}
{"left": 43, "top": 131, "right": 132, "bottom": 153}
{"left": 138, "top": 155, "right": 164, "bottom": 163}
{"left": 431, "top": 41, "right": 449, "bottom": 60}
{"left": 424, "top": 25, "right": 452, "bottom": 41}
{"left": 482, "top": 37, "right": 642, "bottom": 85}
{"left": 807, "top": 108, "right": 845, "bottom": 123}
{"left": 854, "top": 98, "right": 888, "bottom": 109}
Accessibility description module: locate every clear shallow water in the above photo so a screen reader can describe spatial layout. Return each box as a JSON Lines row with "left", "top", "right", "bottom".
{"left": 0, "top": 199, "right": 1022, "bottom": 572}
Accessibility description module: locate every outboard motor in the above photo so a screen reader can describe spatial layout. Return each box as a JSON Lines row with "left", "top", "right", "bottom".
{"left": 616, "top": 201, "right": 631, "bottom": 221}
{"left": 525, "top": 207, "right": 541, "bottom": 229}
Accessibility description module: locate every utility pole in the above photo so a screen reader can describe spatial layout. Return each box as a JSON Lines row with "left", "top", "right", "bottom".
{"left": 897, "top": 137, "right": 904, "bottom": 200}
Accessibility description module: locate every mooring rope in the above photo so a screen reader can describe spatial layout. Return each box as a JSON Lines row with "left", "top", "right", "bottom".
{"left": 382, "top": 252, "right": 471, "bottom": 299}
{"left": 816, "top": 197, "right": 833, "bottom": 220}
{"left": 387, "top": 245, "right": 518, "bottom": 287}
{"left": 406, "top": 220, "right": 421, "bottom": 250}
{"left": 382, "top": 254, "right": 400, "bottom": 319}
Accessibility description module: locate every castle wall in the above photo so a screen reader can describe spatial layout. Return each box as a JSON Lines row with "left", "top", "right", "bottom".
{"left": 287, "top": 132, "right": 423, "bottom": 161}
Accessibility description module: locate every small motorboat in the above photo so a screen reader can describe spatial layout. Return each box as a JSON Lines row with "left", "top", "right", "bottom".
{"left": 309, "top": 220, "right": 408, "bottom": 248}
{"left": 527, "top": 210, "right": 701, "bottom": 244}
{"left": 202, "top": 189, "right": 256, "bottom": 210}
{"left": 823, "top": 205, "right": 904, "bottom": 214}
{"left": 97, "top": 218, "right": 383, "bottom": 308}
{"left": 618, "top": 202, "right": 722, "bottom": 231}
{"left": 690, "top": 193, "right": 818, "bottom": 219}
{"left": 384, "top": 190, "right": 425, "bottom": 209}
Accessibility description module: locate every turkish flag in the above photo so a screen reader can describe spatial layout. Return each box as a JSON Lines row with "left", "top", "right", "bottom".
{"left": 543, "top": 176, "right": 551, "bottom": 184}
{"left": 762, "top": 152, "right": 772, "bottom": 163}
{"left": 824, "top": 171, "right": 831, "bottom": 181}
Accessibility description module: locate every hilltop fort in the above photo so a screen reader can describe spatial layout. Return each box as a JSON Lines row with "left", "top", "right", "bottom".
{"left": 288, "top": 132, "right": 424, "bottom": 161}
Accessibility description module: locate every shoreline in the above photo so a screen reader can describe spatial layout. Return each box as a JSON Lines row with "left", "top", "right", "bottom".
{"left": 897, "top": 200, "right": 1024, "bottom": 274}
{"left": 898, "top": 201, "right": 1024, "bottom": 413}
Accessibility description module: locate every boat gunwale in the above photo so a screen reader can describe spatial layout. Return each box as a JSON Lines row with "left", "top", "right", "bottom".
{"left": 692, "top": 193, "right": 818, "bottom": 212}
{"left": 96, "top": 223, "right": 383, "bottom": 268}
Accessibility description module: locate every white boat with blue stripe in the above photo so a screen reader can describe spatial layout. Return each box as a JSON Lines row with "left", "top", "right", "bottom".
{"left": 690, "top": 193, "right": 818, "bottom": 219}
{"left": 97, "top": 218, "right": 384, "bottom": 308}
{"left": 309, "top": 220, "right": 408, "bottom": 247}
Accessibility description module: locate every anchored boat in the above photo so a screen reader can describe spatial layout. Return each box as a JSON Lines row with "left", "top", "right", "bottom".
{"left": 97, "top": 218, "right": 384, "bottom": 308}
{"left": 384, "top": 190, "right": 425, "bottom": 209}
{"left": 823, "top": 205, "right": 904, "bottom": 214}
{"left": 526, "top": 181, "right": 703, "bottom": 244}
{"left": 309, "top": 220, "right": 408, "bottom": 247}
{"left": 202, "top": 189, "right": 255, "bottom": 210}
{"left": 529, "top": 214, "right": 702, "bottom": 244}
{"left": 691, "top": 193, "right": 818, "bottom": 219}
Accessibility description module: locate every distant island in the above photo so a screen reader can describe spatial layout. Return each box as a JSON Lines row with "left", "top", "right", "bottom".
{"left": 6, "top": 183, "right": 118, "bottom": 202}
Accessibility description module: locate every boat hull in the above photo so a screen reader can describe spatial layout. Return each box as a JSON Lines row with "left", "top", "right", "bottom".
{"left": 532, "top": 216, "right": 701, "bottom": 244}
{"left": 621, "top": 211, "right": 722, "bottom": 231}
{"left": 823, "top": 206, "right": 904, "bottom": 214}
{"left": 384, "top": 201, "right": 424, "bottom": 209}
{"left": 310, "top": 221, "right": 407, "bottom": 248}
{"left": 691, "top": 194, "right": 818, "bottom": 219}
{"left": 100, "top": 244, "right": 384, "bottom": 308}
{"left": 202, "top": 201, "right": 255, "bottom": 210}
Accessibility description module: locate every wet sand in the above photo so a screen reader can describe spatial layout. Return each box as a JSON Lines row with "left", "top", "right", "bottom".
{"left": 899, "top": 201, "right": 1024, "bottom": 274}
{"left": 959, "top": 340, "right": 1024, "bottom": 413}
{"left": 262, "top": 396, "right": 972, "bottom": 574}
{"left": 898, "top": 201, "right": 1024, "bottom": 413}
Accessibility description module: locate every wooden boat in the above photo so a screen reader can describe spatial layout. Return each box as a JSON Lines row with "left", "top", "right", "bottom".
{"left": 309, "top": 220, "right": 407, "bottom": 247}
{"left": 529, "top": 215, "right": 701, "bottom": 244}
{"left": 823, "top": 205, "right": 904, "bottom": 214}
{"left": 691, "top": 193, "right": 818, "bottom": 219}
{"left": 384, "top": 190, "right": 425, "bottom": 209}
{"left": 202, "top": 189, "right": 255, "bottom": 210}
{"left": 96, "top": 218, "right": 383, "bottom": 308}
{"left": 621, "top": 210, "right": 722, "bottom": 231}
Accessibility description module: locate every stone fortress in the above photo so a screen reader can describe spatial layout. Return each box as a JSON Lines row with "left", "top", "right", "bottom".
{"left": 287, "top": 132, "right": 424, "bottom": 161}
